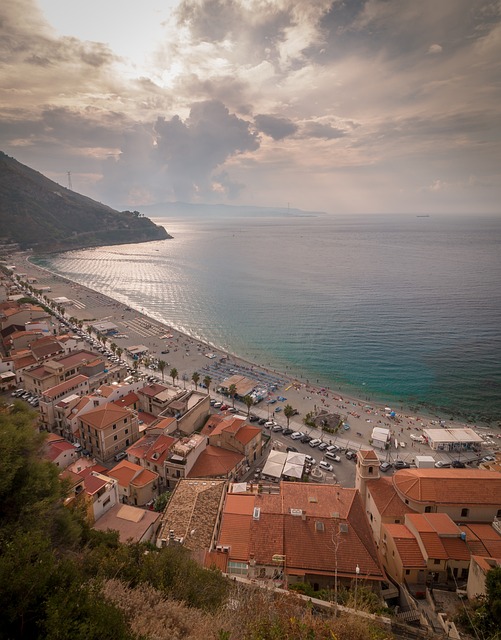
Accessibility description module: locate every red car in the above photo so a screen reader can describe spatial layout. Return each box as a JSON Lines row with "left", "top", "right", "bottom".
{"left": 220, "top": 404, "right": 229, "bottom": 410}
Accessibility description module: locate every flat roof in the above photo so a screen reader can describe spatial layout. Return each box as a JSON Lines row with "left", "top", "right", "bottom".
{"left": 423, "top": 428, "right": 484, "bottom": 443}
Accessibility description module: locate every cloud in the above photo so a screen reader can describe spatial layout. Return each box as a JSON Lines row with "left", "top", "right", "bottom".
{"left": 100, "top": 100, "right": 259, "bottom": 204}
{"left": 427, "top": 44, "right": 443, "bottom": 55}
{"left": 254, "top": 114, "right": 297, "bottom": 140}
{"left": 302, "top": 121, "right": 346, "bottom": 140}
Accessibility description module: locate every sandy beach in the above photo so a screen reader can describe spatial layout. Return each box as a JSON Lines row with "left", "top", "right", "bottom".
{"left": 13, "top": 251, "right": 497, "bottom": 461}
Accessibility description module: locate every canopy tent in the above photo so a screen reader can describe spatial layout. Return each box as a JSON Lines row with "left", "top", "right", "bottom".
{"left": 262, "top": 451, "right": 287, "bottom": 479}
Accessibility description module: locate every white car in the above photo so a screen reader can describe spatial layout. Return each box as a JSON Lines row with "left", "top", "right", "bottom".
{"left": 325, "top": 452, "right": 341, "bottom": 462}
{"left": 319, "top": 461, "right": 334, "bottom": 472}
{"left": 304, "top": 455, "right": 316, "bottom": 465}
{"left": 309, "top": 439, "right": 322, "bottom": 448}
{"left": 326, "top": 445, "right": 339, "bottom": 453}
{"left": 290, "top": 431, "right": 304, "bottom": 440}
{"left": 435, "top": 460, "right": 451, "bottom": 468}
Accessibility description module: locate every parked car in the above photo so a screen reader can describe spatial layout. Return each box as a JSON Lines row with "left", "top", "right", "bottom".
{"left": 304, "top": 455, "right": 316, "bottom": 465}
{"left": 345, "top": 450, "right": 357, "bottom": 460}
{"left": 213, "top": 402, "right": 222, "bottom": 408}
{"left": 394, "top": 459, "right": 410, "bottom": 469}
{"left": 481, "top": 455, "right": 495, "bottom": 463}
{"left": 114, "top": 452, "right": 127, "bottom": 462}
{"left": 319, "top": 461, "right": 334, "bottom": 472}
{"left": 325, "top": 452, "right": 341, "bottom": 462}
{"left": 258, "top": 418, "right": 267, "bottom": 425}
{"left": 309, "top": 438, "right": 322, "bottom": 448}
{"left": 380, "top": 461, "right": 392, "bottom": 472}
{"left": 434, "top": 460, "right": 451, "bottom": 468}
{"left": 318, "top": 442, "right": 328, "bottom": 451}
{"left": 451, "top": 460, "right": 466, "bottom": 468}
{"left": 326, "top": 445, "right": 339, "bottom": 453}
{"left": 282, "top": 428, "right": 293, "bottom": 436}
{"left": 290, "top": 431, "right": 304, "bottom": 440}
{"left": 272, "top": 424, "right": 283, "bottom": 432}
{"left": 264, "top": 421, "right": 275, "bottom": 428}
{"left": 300, "top": 434, "right": 313, "bottom": 444}
{"left": 248, "top": 415, "right": 259, "bottom": 422}
{"left": 274, "top": 406, "right": 282, "bottom": 413}
{"left": 286, "top": 446, "right": 298, "bottom": 453}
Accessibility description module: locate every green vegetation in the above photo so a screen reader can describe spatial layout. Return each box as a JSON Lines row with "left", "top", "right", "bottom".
{"left": 0, "top": 151, "right": 170, "bottom": 252}
{"left": 456, "top": 566, "right": 501, "bottom": 640}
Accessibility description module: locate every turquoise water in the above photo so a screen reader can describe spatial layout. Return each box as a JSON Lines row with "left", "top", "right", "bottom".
{"left": 34, "top": 212, "right": 501, "bottom": 422}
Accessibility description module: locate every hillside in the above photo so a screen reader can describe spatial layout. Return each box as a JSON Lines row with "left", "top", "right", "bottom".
{"left": 0, "top": 152, "right": 170, "bottom": 252}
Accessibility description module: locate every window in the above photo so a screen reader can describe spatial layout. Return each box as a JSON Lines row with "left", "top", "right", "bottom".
{"left": 405, "top": 570, "right": 410, "bottom": 575}
{"left": 497, "top": 509, "right": 501, "bottom": 518}
{"left": 434, "top": 559, "right": 440, "bottom": 565}
{"left": 425, "top": 506, "right": 432, "bottom": 513}
{"left": 125, "top": 428, "right": 129, "bottom": 434}
{"left": 228, "top": 561, "right": 248, "bottom": 576}
{"left": 113, "top": 424, "right": 116, "bottom": 430}
{"left": 114, "top": 435, "right": 118, "bottom": 441}
{"left": 368, "top": 466, "right": 373, "bottom": 475}
{"left": 461, "top": 508, "right": 469, "bottom": 518}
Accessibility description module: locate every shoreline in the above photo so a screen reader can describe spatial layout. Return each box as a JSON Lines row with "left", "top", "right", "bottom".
{"left": 13, "top": 251, "right": 497, "bottom": 448}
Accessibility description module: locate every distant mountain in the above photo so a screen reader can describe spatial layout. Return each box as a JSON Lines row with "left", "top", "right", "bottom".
{"left": 138, "top": 201, "right": 325, "bottom": 218}
{"left": 0, "top": 152, "right": 170, "bottom": 252}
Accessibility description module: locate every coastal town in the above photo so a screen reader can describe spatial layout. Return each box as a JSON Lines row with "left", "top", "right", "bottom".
{"left": 1, "top": 254, "right": 501, "bottom": 637}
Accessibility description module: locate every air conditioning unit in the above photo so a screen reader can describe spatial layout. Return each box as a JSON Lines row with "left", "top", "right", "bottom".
{"left": 216, "top": 545, "right": 223, "bottom": 551}
{"left": 222, "top": 545, "right": 230, "bottom": 553}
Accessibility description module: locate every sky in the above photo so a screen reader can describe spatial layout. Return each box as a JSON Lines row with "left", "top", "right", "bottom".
{"left": 1, "top": 0, "right": 500, "bottom": 214}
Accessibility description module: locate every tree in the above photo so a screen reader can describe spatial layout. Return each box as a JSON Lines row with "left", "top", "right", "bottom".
{"left": 243, "top": 395, "right": 253, "bottom": 417}
{"left": 182, "top": 373, "right": 188, "bottom": 390}
{"left": 116, "top": 348, "right": 123, "bottom": 360}
{"left": 110, "top": 343, "right": 117, "bottom": 354}
{"left": 157, "top": 360, "right": 167, "bottom": 382}
{"left": 87, "top": 326, "right": 92, "bottom": 336}
{"left": 228, "top": 383, "right": 237, "bottom": 408}
{"left": 284, "top": 404, "right": 295, "bottom": 428}
{"left": 191, "top": 372, "right": 200, "bottom": 390}
{"left": 170, "top": 368, "right": 178, "bottom": 386}
{"left": 203, "top": 375, "right": 212, "bottom": 395}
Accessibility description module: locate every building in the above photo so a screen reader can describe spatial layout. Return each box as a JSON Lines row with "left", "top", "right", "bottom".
{"left": 202, "top": 414, "right": 265, "bottom": 464}
{"left": 356, "top": 450, "right": 501, "bottom": 550}
{"left": 215, "top": 482, "right": 385, "bottom": 593}
{"left": 22, "top": 350, "right": 106, "bottom": 393}
{"left": 79, "top": 403, "right": 140, "bottom": 463}
{"left": 93, "top": 504, "right": 161, "bottom": 544}
{"left": 422, "top": 428, "right": 484, "bottom": 453}
{"left": 187, "top": 445, "right": 245, "bottom": 480}
{"left": 107, "top": 459, "right": 159, "bottom": 506}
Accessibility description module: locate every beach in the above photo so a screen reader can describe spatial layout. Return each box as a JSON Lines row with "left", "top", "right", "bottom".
{"left": 13, "top": 251, "right": 497, "bottom": 459}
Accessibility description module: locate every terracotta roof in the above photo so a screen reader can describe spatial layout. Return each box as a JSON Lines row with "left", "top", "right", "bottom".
{"left": 126, "top": 433, "right": 176, "bottom": 465}
{"left": 366, "top": 477, "right": 416, "bottom": 517}
{"left": 84, "top": 472, "right": 112, "bottom": 496}
{"left": 113, "top": 392, "right": 139, "bottom": 408}
{"left": 43, "top": 374, "right": 88, "bottom": 399}
{"left": 358, "top": 449, "right": 379, "bottom": 461}
{"left": 384, "top": 524, "right": 426, "bottom": 567}
{"left": 406, "top": 512, "right": 461, "bottom": 536}
{"left": 462, "top": 524, "right": 501, "bottom": 559}
{"left": 235, "top": 424, "right": 261, "bottom": 445}
{"left": 107, "top": 460, "right": 158, "bottom": 488}
{"left": 45, "top": 440, "right": 76, "bottom": 462}
{"left": 139, "top": 383, "right": 168, "bottom": 398}
{"left": 80, "top": 404, "right": 131, "bottom": 430}
{"left": 188, "top": 445, "right": 244, "bottom": 478}
{"left": 219, "top": 483, "right": 385, "bottom": 580}
{"left": 393, "top": 469, "right": 501, "bottom": 505}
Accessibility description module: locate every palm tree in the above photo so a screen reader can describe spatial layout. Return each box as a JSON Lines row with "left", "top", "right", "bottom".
{"left": 284, "top": 404, "right": 295, "bottom": 429}
{"left": 228, "top": 383, "right": 237, "bottom": 408}
{"left": 116, "top": 347, "right": 123, "bottom": 360}
{"left": 192, "top": 371, "right": 200, "bottom": 390}
{"left": 158, "top": 359, "right": 167, "bottom": 382}
{"left": 110, "top": 342, "right": 117, "bottom": 354}
{"left": 170, "top": 367, "right": 178, "bottom": 386}
{"left": 87, "top": 326, "right": 93, "bottom": 336}
{"left": 243, "top": 394, "right": 253, "bottom": 417}
{"left": 203, "top": 375, "right": 212, "bottom": 395}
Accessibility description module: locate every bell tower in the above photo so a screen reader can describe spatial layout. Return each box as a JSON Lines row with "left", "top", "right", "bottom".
{"left": 355, "top": 449, "right": 381, "bottom": 506}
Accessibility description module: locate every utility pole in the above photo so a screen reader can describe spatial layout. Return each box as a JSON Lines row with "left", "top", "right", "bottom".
{"left": 67, "top": 171, "right": 72, "bottom": 190}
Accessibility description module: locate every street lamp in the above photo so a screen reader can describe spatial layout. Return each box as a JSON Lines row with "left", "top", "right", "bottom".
{"left": 354, "top": 564, "right": 360, "bottom": 610}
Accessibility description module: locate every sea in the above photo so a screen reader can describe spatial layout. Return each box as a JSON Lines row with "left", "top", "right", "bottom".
{"left": 33, "top": 211, "right": 501, "bottom": 423}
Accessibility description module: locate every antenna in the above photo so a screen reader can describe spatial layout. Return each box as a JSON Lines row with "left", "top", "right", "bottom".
{"left": 67, "top": 171, "right": 72, "bottom": 190}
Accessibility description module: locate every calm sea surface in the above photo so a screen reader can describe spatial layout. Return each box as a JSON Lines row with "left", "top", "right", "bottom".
{"left": 34, "top": 212, "right": 501, "bottom": 421}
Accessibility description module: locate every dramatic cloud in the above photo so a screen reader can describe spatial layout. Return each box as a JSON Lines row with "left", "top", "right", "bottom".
{"left": 254, "top": 114, "right": 298, "bottom": 140}
{"left": 0, "top": 0, "right": 500, "bottom": 212}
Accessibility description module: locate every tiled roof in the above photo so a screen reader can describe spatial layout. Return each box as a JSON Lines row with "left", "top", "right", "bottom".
{"left": 80, "top": 403, "right": 131, "bottom": 429}
{"left": 220, "top": 483, "right": 384, "bottom": 580}
{"left": 393, "top": 469, "right": 501, "bottom": 505}
{"left": 406, "top": 512, "right": 461, "bottom": 536}
{"left": 188, "top": 445, "right": 244, "bottom": 478}
{"left": 366, "top": 477, "right": 416, "bottom": 517}
{"left": 235, "top": 424, "right": 261, "bottom": 445}
{"left": 126, "top": 433, "right": 175, "bottom": 465}
{"left": 107, "top": 460, "right": 158, "bottom": 487}
{"left": 139, "top": 383, "right": 168, "bottom": 398}
{"left": 462, "top": 524, "right": 501, "bottom": 559}
{"left": 158, "top": 479, "right": 227, "bottom": 552}
{"left": 384, "top": 524, "right": 426, "bottom": 567}
{"left": 359, "top": 449, "right": 379, "bottom": 461}
{"left": 113, "top": 392, "right": 139, "bottom": 408}
{"left": 43, "top": 374, "right": 88, "bottom": 399}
